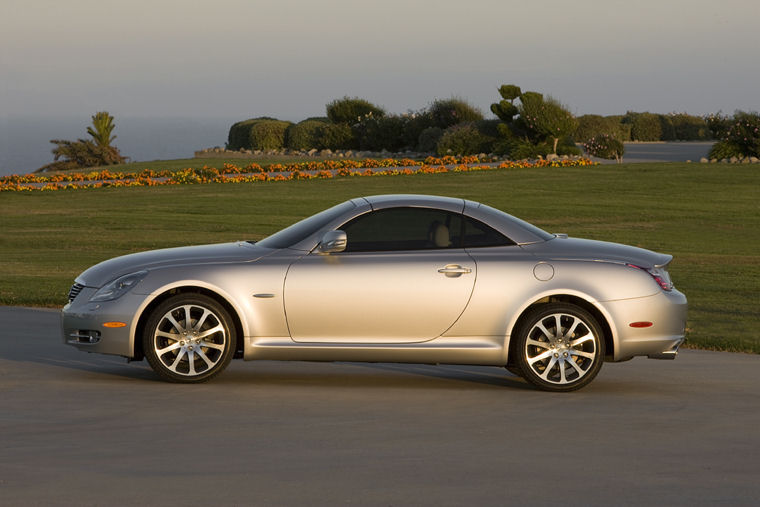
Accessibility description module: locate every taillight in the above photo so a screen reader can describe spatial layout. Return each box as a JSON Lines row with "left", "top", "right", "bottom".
{"left": 627, "top": 264, "right": 673, "bottom": 291}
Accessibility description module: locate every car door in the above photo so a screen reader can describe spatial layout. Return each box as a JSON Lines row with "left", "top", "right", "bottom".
{"left": 283, "top": 207, "right": 477, "bottom": 344}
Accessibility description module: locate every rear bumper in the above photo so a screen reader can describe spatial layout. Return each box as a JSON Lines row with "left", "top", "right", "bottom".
{"left": 603, "top": 288, "right": 687, "bottom": 361}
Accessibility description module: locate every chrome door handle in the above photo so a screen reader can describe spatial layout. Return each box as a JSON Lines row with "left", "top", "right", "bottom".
{"left": 438, "top": 265, "right": 472, "bottom": 277}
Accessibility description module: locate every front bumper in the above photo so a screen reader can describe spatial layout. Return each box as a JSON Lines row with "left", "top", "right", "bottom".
{"left": 603, "top": 288, "right": 688, "bottom": 361}
{"left": 61, "top": 287, "right": 147, "bottom": 358}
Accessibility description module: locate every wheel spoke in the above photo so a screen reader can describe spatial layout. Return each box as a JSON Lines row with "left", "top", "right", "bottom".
{"left": 183, "top": 306, "right": 193, "bottom": 330}
{"left": 200, "top": 340, "right": 225, "bottom": 351}
{"left": 196, "top": 348, "right": 215, "bottom": 368}
{"left": 528, "top": 349, "right": 553, "bottom": 365}
{"left": 571, "top": 350, "right": 595, "bottom": 360}
{"left": 187, "top": 350, "right": 197, "bottom": 376}
{"left": 571, "top": 332, "right": 595, "bottom": 348}
{"left": 197, "top": 324, "right": 224, "bottom": 340}
{"left": 559, "top": 360, "right": 568, "bottom": 383}
{"left": 539, "top": 357, "right": 557, "bottom": 380}
{"left": 169, "top": 349, "right": 186, "bottom": 371}
{"left": 156, "top": 330, "right": 179, "bottom": 340}
{"left": 157, "top": 341, "right": 182, "bottom": 356}
{"left": 527, "top": 337, "right": 552, "bottom": 350}
{"left": 165, "top": 314, "right": 184, "bottom": 334}
{"left": 567, "top": 358, "right": 587, "bottom": 375}
{"left": 194, "top": 308, "right": 213, "bottom": 331}
{"left": 535, "top": 322, "right": 553, "bottom": 341}
{"left": 554, "top": 315, "right": 562, "bottom": 338}
{"left": 564, "top": 317, "right": 582, "bottom": 339}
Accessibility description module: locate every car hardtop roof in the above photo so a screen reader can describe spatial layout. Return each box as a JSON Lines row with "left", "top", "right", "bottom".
{"left": 360, "top": 194, "right": 468, "bottom": 212}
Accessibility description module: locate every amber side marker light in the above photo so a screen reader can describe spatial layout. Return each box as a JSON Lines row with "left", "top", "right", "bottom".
{"left": 103, "top": 322, "right": 127, "bottom": 328}
{"left": 629, "top": 322, "right": 653, "bottom": 328}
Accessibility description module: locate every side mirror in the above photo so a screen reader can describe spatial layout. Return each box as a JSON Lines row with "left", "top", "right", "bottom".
{"left": 319, "top": 230, "right": 347, "bottom": 253}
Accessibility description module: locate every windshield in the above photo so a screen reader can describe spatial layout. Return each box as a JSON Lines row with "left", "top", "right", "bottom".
{"left": 256, "top": 200, "right": 356, "bottom": 250}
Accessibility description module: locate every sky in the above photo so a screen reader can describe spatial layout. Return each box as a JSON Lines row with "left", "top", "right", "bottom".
{"left": 1, "top": 0, "right": 759, "bottom": 121}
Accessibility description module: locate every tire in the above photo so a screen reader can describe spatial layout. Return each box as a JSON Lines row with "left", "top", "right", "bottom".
{"left": 143, "top": 294, "right": 236, "bottom": 383}
{"left": 513, "top": 303, "right": 605, "bottom": 392}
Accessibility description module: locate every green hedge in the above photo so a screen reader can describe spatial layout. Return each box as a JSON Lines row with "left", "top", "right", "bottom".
{"left": 575, "top": 115, "right": 628, "bottom": 142}
{"left": 286, "top": 120, "right": 328, "bottom": 150}
{"left": 623, "top": 112, "right": 662, "bottom": 141}
{"left": 228, "top": 118, "right": 292, "bottom": 151}
{"left": 326, "top": 97, "right": 385, "bottom": 124}
{"left": 435, "top": 122, "right": 496, "bottom": 155}
{"left": 429, "top": 98, "right": 484, "bottom": 129}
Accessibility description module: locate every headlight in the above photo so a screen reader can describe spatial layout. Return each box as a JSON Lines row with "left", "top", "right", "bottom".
{"left": 89, "top": 271, "right": 148, "bottom": 302}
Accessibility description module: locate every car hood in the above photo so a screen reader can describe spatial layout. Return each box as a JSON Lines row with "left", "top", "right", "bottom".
{"left": 524, "top": 236, "right": 672, "bottom": 267}
{"left": 77, "top": 242, "right": 270, "bottom": 287}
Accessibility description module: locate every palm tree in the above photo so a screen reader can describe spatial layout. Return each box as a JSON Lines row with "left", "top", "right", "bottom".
{"left": 86, "top": 111, "right": 117, "bottom": 147}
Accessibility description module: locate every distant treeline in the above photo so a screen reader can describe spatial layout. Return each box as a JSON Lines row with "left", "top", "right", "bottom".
{"left": 576, "top": 112, "right": 712, "bottom": 143}
{"left": 226, "top": 94, "right": 721, "bottom": 160}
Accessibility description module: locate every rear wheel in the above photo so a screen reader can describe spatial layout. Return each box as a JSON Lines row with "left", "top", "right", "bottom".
{"left": 143, "top": 294, "right": 236, "bottom": 383}
{"left": 513, "top": 303, "right": 605, "bottom": 392}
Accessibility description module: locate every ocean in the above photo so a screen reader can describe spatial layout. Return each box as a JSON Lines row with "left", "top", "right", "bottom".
{"left": 0, "top": 116, "right": 237, "bottom": 177}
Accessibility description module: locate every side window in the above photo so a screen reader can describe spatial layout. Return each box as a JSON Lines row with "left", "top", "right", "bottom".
{"left": 461, "top": 216, "right": 515, "bottom": 247}
{"left": 340, "top": 208, "right": 463, "bottom": 252}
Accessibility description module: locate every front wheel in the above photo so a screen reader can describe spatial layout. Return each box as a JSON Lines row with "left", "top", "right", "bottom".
{"left": 143, "top": 294, "right": 236, "bottom": 383}
{"left": 513, "top": 303, "right": 605, "bottom": 392}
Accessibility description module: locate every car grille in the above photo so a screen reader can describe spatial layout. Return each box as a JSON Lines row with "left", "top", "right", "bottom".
{"left": 68, "top": 283, "right": 85, "bottom": 302}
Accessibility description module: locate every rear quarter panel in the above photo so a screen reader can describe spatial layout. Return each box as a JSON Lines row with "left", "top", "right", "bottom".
{"left": 446, "top": 248, "right": 662, "bottom": 351}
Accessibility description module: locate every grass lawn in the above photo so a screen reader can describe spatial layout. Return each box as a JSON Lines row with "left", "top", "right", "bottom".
{"left": 1, "top": 162, "right": 757, "bottom": 353}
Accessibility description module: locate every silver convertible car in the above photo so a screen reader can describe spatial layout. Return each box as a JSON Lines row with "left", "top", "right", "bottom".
{"left": 62, "top": 194, "right": 687, "bottom": 391}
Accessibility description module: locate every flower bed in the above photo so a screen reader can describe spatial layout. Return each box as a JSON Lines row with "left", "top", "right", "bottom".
{"left": 0, "top": 156, "right": 597, "bottom": 192}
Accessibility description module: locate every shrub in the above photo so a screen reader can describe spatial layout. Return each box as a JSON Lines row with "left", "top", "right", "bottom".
{"left": 36, "top": 112, "right": 127, "bottom": 172}
{"left": 705, "top": 112, "right": 730, "bottom": 139}
{"left": 417, "top": 127, "right": 444, "bottom": 153}
{"left": 606, "top": 115, "right": 632, "bottom": 141}
{"left": 247, "top": 120, "right": 292, "bottom": 150}
{"left": 519, "top": 95, "right": 578, "bottom": 154}
{"left": 623, "top": 112, "right": 662, "bottom": 141}
{"left": 506, "top": 139, "right": 552, "bottom": 160}
{"left": 401, "top": 110, "right": 436, "bottom": 149}
{"left": 575, "top": 115, "right": 628, "bottom": 143}
{"left": 490, "top": 84, "right": 521, "bottom": 123}
{"left": 353, "top": 115, "right": 407, "bottom": 151}
{"left": 557, "top": 138, "right": 582, "bottom": 156}
{"left": 670, "top": 113, "right": 710, "bottom": 140}
{"left": 658, "top": 114, "right": 676, "bottom": 141}
{"left": 707, "top": 111, "right": 760, "bottom": 158}
{"left": 435, "top": 123, "right": 496, "bottom": 156}
{"left": 303, "top": 116, "right": 330, "bottom": 123}
{"left": 227, "top": 117, "right": 282, "bottom": 150}
{"left": 474, "top": 119, "right": 502, "bottom": 139}
{"left": 708, "top": 141, "right": 744, "bottom": 160}
{"left": 286, "top": 120, "right": 329, "bottom": 150}
{"left": 583, "top": 134, "right": 625, "bottom": 163}
{"left": 318, "top": 123, "right": 355, "bottom": 150}
{"left": 326, "top": 97, "right": 385, "bottom": 124}
{"left": 429, "top": 98, "right": 483, "bottom": 129}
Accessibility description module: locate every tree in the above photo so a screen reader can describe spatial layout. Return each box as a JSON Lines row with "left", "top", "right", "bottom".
{"left": 519, "top": 95, "right": 577, "bottom": 154}
{"left": 491, "top": 84, "right": 579, "bottom": 156}
{"left": 583, "top": 134, "right": 625, "bottom": 163}
{"left": 86, "top": 111, "right": 118, "bottom": 147}
{"left": 36, "top": 112, "right": 127, "bottom": 172}
{"left": 326, "top": 97, "right": 385, "bottom": 124}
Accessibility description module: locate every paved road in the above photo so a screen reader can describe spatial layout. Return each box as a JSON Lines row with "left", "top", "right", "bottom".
{"left": 622, "top": 142, "right": 713, "bottom": 162}
{"left": 1, "top": 307, "right": 758, "bottom": 506}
